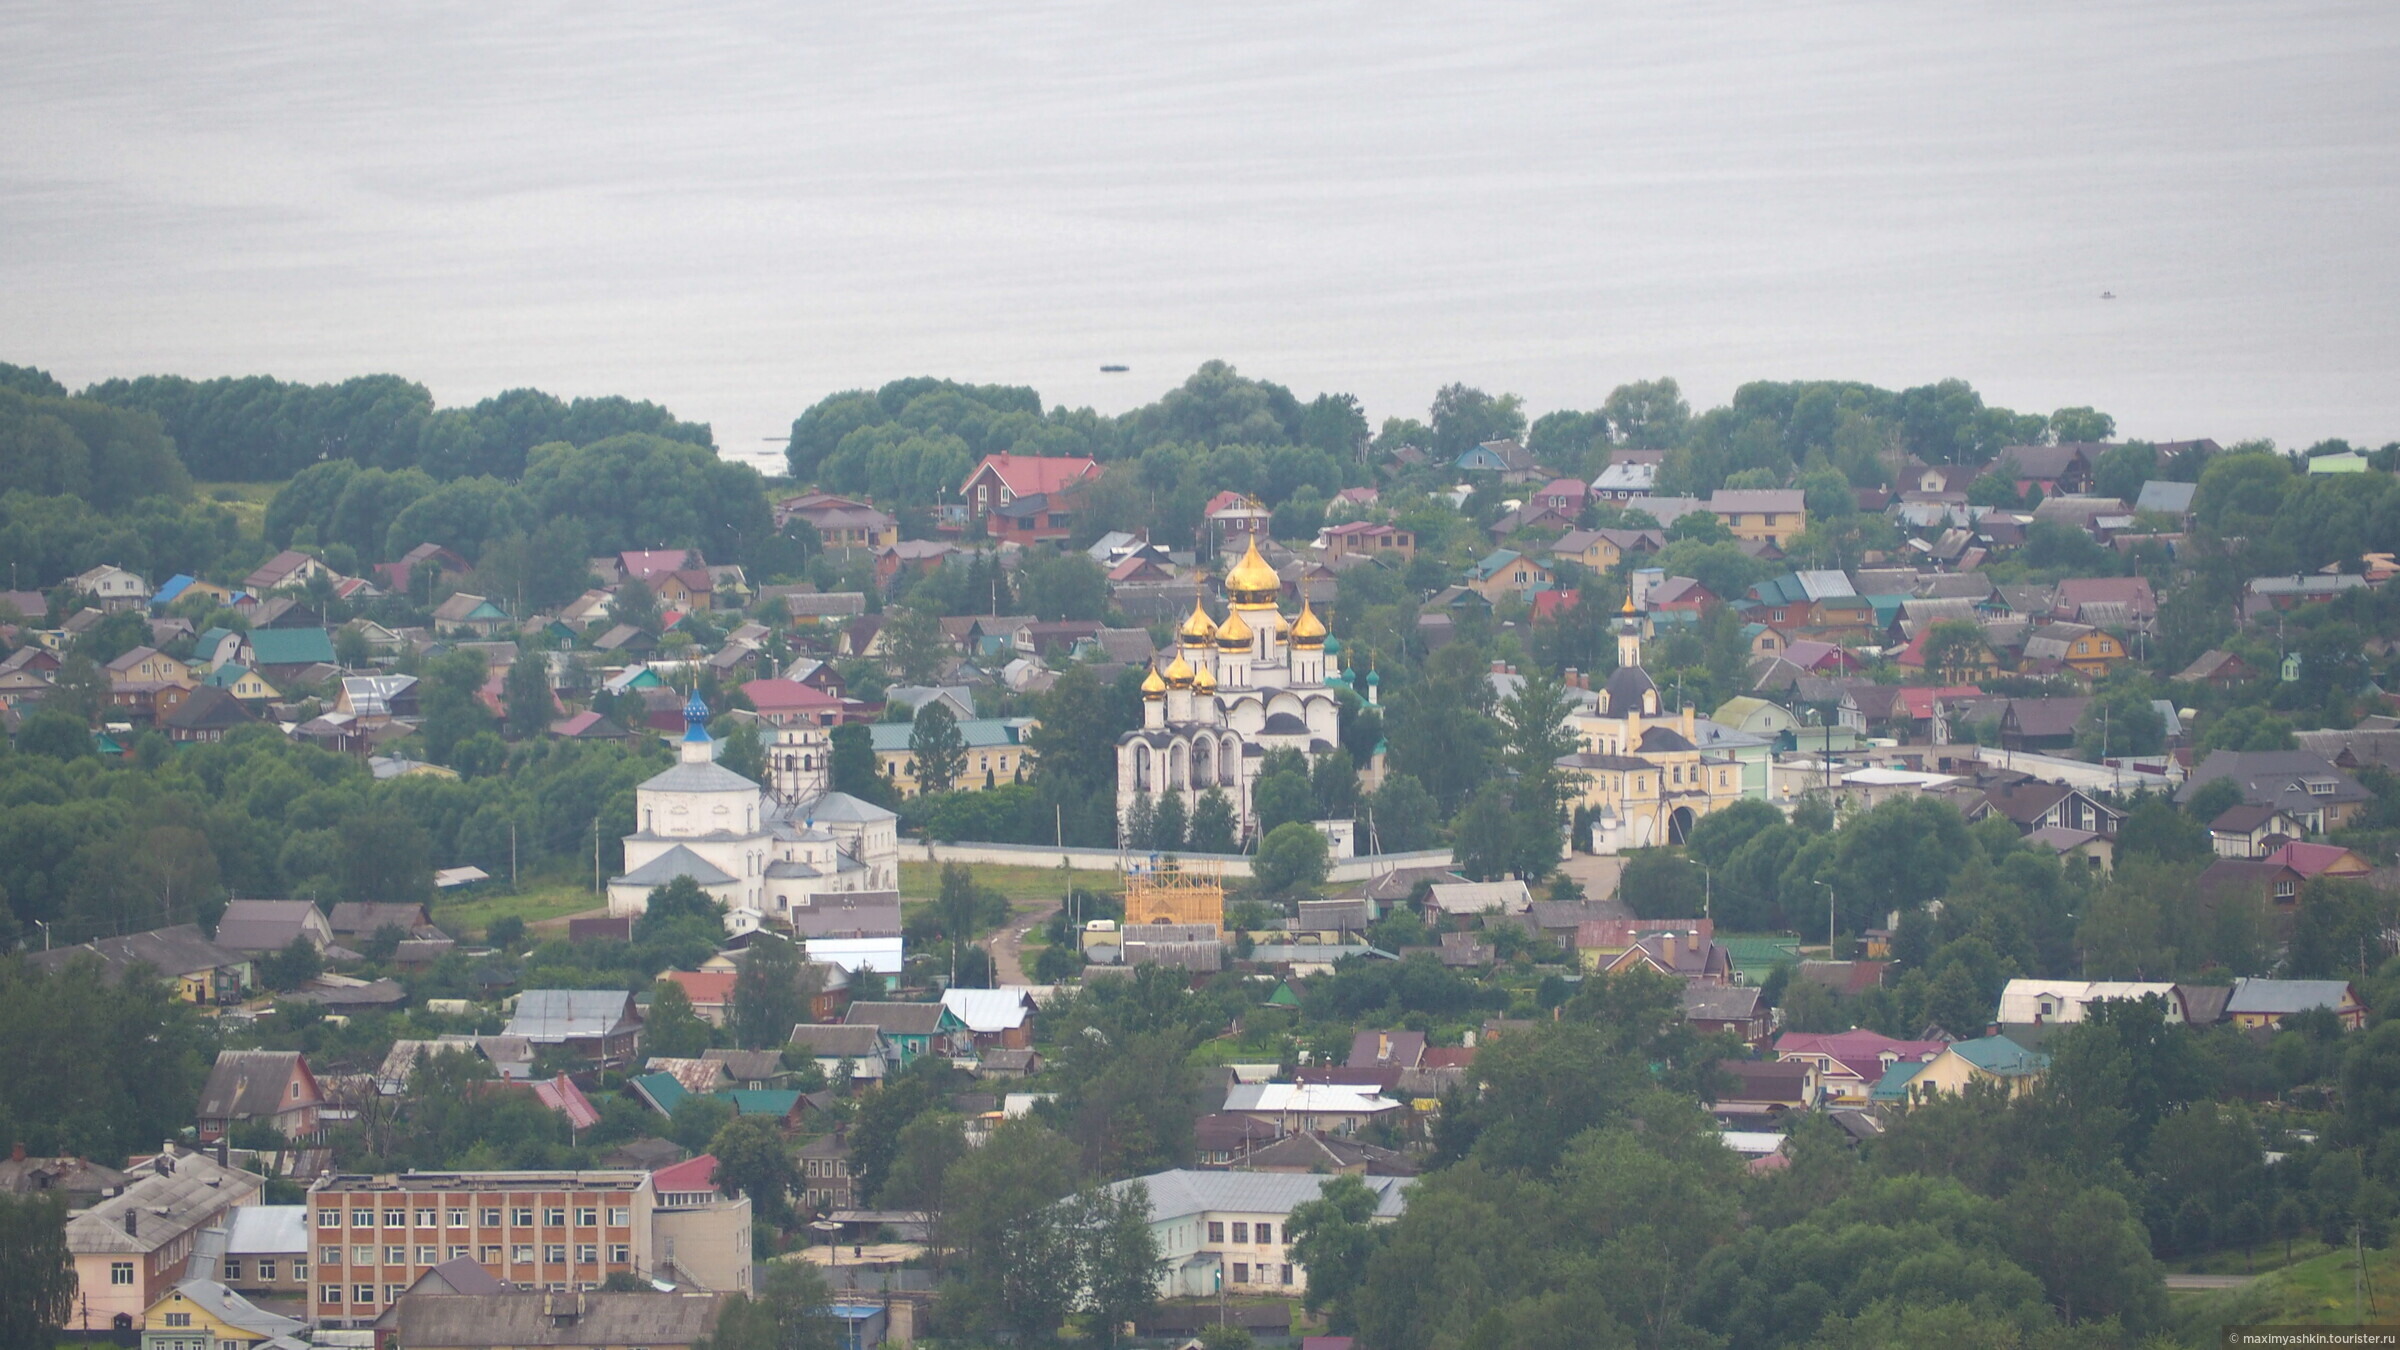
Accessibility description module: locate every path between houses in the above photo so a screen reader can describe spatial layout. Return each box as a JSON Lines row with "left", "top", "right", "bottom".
{"left": 989, "top": 897, "right": 1056, "bottom": 987}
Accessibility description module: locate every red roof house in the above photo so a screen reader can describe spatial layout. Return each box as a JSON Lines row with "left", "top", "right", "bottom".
{"left": 963, "top": 455, "right": 1103, "bottom": 543}
{"left": 742, "top": 678, "right": 845, "bottom": 728}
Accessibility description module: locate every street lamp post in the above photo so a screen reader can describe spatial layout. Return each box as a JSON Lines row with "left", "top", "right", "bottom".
{"left": 1816, "top": 879, "right": 1835, "bottom": 957}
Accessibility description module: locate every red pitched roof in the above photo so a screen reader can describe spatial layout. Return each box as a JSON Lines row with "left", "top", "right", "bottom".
{"left": 660, "top": 969, "right": 739, "bottom": 1008}
{"left": 2267, "top": 841, "right": 2366, "bottom": 877}
{"left": 1531, "top": 590, "right": 1581, "bottom": 621}
{"left": 651, "top": 1153, "right": 720, "bottom": 1194}
{"left": 1894, "top": 685, "right": 1985, "bottom": 719}
{"left": 742, "top": 678, "right": 842, "bottom": 713}
{"left": 621, "top": 549, "right": 710, "bottom": 582}
{"left": 968, "top": 454, "right": 1102, "bottom": 498}
{"left": 1772, "top": 1029, "right": 1948, "bottom": 1084}
{"left": 526, "top": 1074, "right": 602, "bottom": 1131}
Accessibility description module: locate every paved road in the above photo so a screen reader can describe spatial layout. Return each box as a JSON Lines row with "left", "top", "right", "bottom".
{"left": 2164, "top": 1274, "right": 2257, "bottom": 1290}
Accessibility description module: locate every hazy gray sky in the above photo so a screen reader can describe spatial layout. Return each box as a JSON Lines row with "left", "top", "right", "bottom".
{"left": 5, "top": 1, "right": 2396, "bottom": 456}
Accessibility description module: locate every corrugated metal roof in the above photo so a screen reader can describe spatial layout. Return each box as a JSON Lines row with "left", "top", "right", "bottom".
{"left": 1108, "top": 1168, "right": 1412, "bottom": 1224}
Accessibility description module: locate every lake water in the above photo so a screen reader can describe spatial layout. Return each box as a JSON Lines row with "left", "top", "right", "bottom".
{"left": 4, "top": 2, "right": 2396, "bottom": 466}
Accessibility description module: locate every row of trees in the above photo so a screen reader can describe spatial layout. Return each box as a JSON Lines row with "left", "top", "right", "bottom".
{"left": 81, "top": 374, "right": 712, "bottom": 481}
{"left": 263, "top": 431, "right": 780, "bottom": 578}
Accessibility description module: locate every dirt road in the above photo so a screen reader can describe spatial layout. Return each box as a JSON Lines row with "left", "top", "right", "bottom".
{"left": 990, "top": 898, "right": 1058, "bottom": 986}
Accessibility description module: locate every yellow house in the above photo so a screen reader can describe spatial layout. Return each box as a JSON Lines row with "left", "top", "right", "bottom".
{"left": 2023, "top": 622, "right": 2128, "bottom": 678}
{"left": 1902, "top": 1034, "right": 2048, "bottom": 1107}
{"left": 107, "top": 646, "right": 196, "bottom": 688}
{"left": 1549, "top": 528, "right": 1663, "bottom": 573}
{"left": 1708, "top": 490, "right": 1807, "bottom": 546}
{"left": 205, "top": 664, "right": 280, "bottom": 703}
{"left": 872, "top": 716, "right": 1039, "bottom": 797}
{"left": 141, "top": 1281, "right": 303, "bottom": 1350}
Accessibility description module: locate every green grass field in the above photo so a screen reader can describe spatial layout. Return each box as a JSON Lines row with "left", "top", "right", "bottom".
{"left": 899, "top": 859, "right": 1122, "bottom": 905}
{"left": 2172, "top": 1240, "right": 2400, "bottom": 1337}
{"left": 433, "top": 879, "right": 604, "bottom": 939}
{"left": 194, "top": 481, "right": 278, "bottom": 537}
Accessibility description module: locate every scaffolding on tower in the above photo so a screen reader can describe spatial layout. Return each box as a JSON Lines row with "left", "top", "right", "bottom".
{"left": 1120, "top": 856, "right": 1228, "bottom": 931}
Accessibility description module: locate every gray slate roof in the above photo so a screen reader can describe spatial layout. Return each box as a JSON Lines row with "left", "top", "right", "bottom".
{"left": 32, "top": 924, "right": 246, "bottom": 983}
{"left": 2225, "top": 978, "right": 2357, "bottom": 1016}
{"left": 802, "top": 791, "right": 899, "bottom": 823}
{"left": 1107, "top": 1167, "right": 1411, "bottom": 1224}
{"left": 65, "top": 1152, "right": 261, "bottom": 1254}
{"left": 843, "top": 1001, "right": 958, "bottom": 1035}
{"left": 211, "top": 900, "right": 324, "bottom": 954}
{"left": 198, "top": 1050, "right": 307, "bottom": 1122}
{"left": 506, "top": 990, "right": 640, "bottom": 1043}
{"left": 618, "top": 845, "right": 736, "bottom": 888}
{"left": 637, "top": 759, "right": 761, "bottom": 793}
{"left": 789, "top": 1024, "right": 884, "bottom": 1057}
{"left": 386, "top": 1292, "right": 726, "bottom": 1348}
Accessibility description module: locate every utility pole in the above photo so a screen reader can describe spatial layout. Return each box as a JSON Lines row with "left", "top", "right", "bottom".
{"left": 511, "top": 822, "right": 519, "bottom": 890}
{"left": 592, "top": 817, "right": 601, "bottom": 895}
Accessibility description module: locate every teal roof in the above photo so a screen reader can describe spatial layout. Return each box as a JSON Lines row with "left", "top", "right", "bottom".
{"left": 867, "top": 717, "right": 1033, "bottom": 752}
{"left": 1870, "top": 1060, "right": 1926, "bottom": 1100}
{"left": 726, "top": 1089, "right": 803, "bottom": 1118}
{"left": 1948, "top": 1034, "right": 2048, "bottom": 1077}
{"left": 1865, "top": 596, "right": 1906, "bottom": 628}
{"left": 1470, "top": 549, "right": 1523, "bottom": 580}
{"left": 1718, "top": 936, "right": 1801, "bottom": 982}
{"left": 248, "top": 627, "right": 336, "bottom": 666}
{"left": 203, "top": 663, "right": 254, "bottom": 688}
{"left": 1751, "top": 574, "right": 1808, "bottom": 606}
{"left": 630, "top": 1072, "right": 689, "bottom": 1115}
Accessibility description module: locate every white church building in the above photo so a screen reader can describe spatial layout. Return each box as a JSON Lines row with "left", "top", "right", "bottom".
{"left": 610, "top": 692, "right": 899, "bottom": 934}
{"left": 1116, "top": 538, "right": 1351, "bottom": 844}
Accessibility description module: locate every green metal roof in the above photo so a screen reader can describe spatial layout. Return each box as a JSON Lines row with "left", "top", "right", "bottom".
{"left": 248, "top": 627, "right": 336, "bottom": 666}
{"left": 1870, "top": 1060, "right": 1926, "bottom": 1100}
{"left": 726, "top": 1089, "right": 803, "bottom": 1117}
{"left": 1947, "top": 1034, "right": 2048, "bottom": 1077}
{"left": 630, "top": 1072, "right": 689, "bottom": 1116}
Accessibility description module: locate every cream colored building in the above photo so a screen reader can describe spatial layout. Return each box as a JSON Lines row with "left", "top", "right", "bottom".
{"left": 1117, "top": 539, "right": 1346, "bottom": 844}
{"left": 1900, "top": 1034, "right": 2049, "bottom": 1107}
{"left": 1559, "top": 601, "right": 1747, "bottom": 850}
{"left": 66, "top": 1150, "right": 264, "bottom": 1329}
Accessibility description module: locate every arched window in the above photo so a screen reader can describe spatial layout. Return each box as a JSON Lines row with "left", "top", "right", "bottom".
{"left": 1169, "top": 742, "right": 1188, "bottom": 790}
{"left": 1135, "top": 746, "right": 1152, "bottom": 790}
{"left": 1193, "top": 739, "right": 1214, "bottom": 787}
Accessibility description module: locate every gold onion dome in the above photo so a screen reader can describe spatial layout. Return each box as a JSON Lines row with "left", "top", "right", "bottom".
{"left": 1140, "top": 663, "right": 1168, "bottom": 697}
{"left": 1225, "top": 537, "right": 1281, "bottom": 604}
{"left": 1178, "top": 592, "right": 1218, "bottom": 642}
{"left": 1192, "top": 663, "right": 1217, "bottom": 692}
{"left": 1164, "top": 652, "right": 1194, "bottom": 687}
{"left": 1215, "top": 606, "right": 1254, "bottom": 649}
{"left": 1291, "top": 597, "right": 1327, "bottom": 647}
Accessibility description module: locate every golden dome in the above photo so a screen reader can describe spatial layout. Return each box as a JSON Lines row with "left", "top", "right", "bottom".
{"left": 1215, "top": 606, "right": 1254, "bottom": 649}
{"left": 1191, "top": 663, "right": 1217, "bottom": 692}
{"left": 1178, "top": 592, "right": 1218, "bottom": 642}
{"left": 1225, "top": 536, "right": 1281, "bottom": 603}
{"left": 1164, "top": 652, "right": 1194, "bottom": 687}
{"left": 1140, "top": 663, "right": 1168, "bottom": 697}
{"left": 1620, "top": 592, "right": 1637, "bottom": 614}
{"left": 1291, "top": 597, "right": 1327, "bottom": 647}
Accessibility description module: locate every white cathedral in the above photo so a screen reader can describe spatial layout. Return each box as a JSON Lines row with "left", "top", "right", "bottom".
{"left": 609, "top": 692, "right": 899, "bottom": 934}
{"left": 1117, "top": 537, "right": 1352, "bottom": 844}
